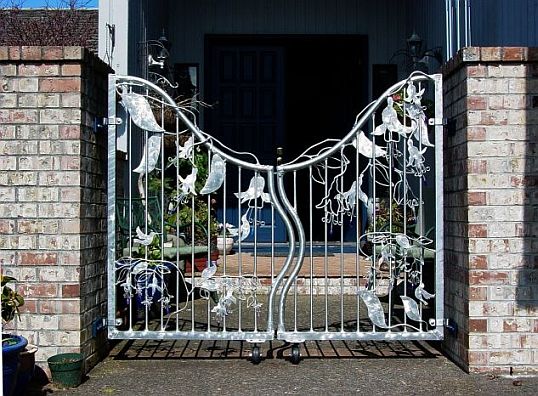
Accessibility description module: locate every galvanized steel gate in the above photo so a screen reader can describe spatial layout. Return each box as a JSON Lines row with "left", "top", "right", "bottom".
{"left": 107, "top": 72, "right": 444, "bottom": 363}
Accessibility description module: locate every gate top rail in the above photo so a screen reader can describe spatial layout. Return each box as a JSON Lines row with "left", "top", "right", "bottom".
{"left": 278, "top": 71, "right": 441, "bottom": 172}
{"left": 113, "top": 72, "right": 440, "bottom": 174}
{"left": 112, "top": 74, "right": 273, "bottom": 173}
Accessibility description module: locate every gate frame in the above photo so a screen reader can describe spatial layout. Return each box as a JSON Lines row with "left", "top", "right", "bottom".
{"left": 106, "top": 72, "right": 445, "bottom": 346}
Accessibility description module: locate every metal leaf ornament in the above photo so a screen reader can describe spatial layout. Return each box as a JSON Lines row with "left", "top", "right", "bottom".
{"left": 200, "top": 154, "right": 225, "bottom": 194}
{"left": 352, "top": 130, "right": 387, "bottom": 158}
{"left": 133, "top": 135, "right": 162, "bottom": 175}
{"left": 239, "top": 213, "right": 251, "bottom": 242}
{"left": 400, "top": 296, "right": 423, "bottom": 322}
{"left": 120, "top": 87, "right": 165, "bottom": 132}
{"left": 359, "top": 290, "right": 389, "bottom": 328}
{"left": 412, "top": 116, "right": 435, "bottom": 148}
{"left": 201, "top": 260, "right": 218, "bottom": 279}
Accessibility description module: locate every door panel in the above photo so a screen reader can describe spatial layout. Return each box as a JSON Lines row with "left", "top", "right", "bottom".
{"left": 206, "top": 35, "right": 368, "bottom": 243}
{"left": 207, "top": 44, "right": 286, "bottom": 242}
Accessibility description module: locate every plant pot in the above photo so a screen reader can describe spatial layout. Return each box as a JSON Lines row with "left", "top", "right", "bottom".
{"left": 14, "top": 343, "right": 38, "bottom": 395}
{"left": 2, "top": 334, "right": 28, "bottom": 396}
{"left": 216, "top": 237, "right": 234, "bottom": 255}
{"left": 185, "top": 250, "right": 220, "bottom": 273}
{"left": 47, "top": 352, "right": 84, "bottom": 388}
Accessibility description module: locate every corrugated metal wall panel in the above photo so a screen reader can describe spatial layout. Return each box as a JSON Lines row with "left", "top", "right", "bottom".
{"left": 157, "top": 0, "right": 412, "bottom": 100}
{"left": 471, "top": 0, "right": 538, "bottom": 46}
{"left": 164, "top": 0, "right": 407, "bottom": 64}
{"left": 128, "top": 0, "right": 168, "bottom": 75}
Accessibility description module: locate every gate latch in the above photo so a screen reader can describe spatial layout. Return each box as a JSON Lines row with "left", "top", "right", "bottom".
{"left": 428, "top": 117, "right": 445, "bottom": 126}
{"left": 93, "top": 116, "right": 123, "bottom": 133}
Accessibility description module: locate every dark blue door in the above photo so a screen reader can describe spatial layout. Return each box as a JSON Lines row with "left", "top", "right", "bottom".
{"left": 206, "top": 42, "right": 287, "bottom": 242}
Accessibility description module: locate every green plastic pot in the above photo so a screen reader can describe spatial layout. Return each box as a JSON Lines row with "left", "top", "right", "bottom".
{"left": 47, "top": 353, "right": 84, "bottom": 388}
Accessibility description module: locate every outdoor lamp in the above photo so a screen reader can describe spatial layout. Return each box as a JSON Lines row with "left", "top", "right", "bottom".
{"left": 406, "top": 32, "right": 423, "bottom": 60}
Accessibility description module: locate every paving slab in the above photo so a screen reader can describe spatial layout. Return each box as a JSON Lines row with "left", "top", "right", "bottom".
{"left": 27, "top": 339, "right": 538, "bottom": 395}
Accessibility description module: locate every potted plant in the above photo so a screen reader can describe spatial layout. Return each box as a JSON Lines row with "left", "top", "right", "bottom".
{"left": 143, "top": 135, "right": 220, "bottom": 270}
{"left": 216, "top": 222, "right": 238, "bottom": 255}
{"left": 2, "top": 275, "right": 28, "bottom": 396}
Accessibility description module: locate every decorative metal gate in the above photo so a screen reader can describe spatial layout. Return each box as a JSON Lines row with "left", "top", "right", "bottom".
{"left": 107, "top": 72, "right": 444, "bottom": 363}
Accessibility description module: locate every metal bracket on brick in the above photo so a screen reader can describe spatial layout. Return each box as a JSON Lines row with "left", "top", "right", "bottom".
{"left": 93, "top": 116, "right": 122, "bottom": 133}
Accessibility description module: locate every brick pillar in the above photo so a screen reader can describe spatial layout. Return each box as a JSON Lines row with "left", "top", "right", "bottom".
{"left": 443, "top": 47, "right": 538, "bottom": 374}
{"left": 0, "top": 46, "right": 112, "bottom": 372}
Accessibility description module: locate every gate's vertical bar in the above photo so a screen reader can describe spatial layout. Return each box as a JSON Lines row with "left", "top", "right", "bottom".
{"left": 293, "top": 170, "right": 298, "bottom": 332}
{"left": 417, "top": 81, "right": 425, "bottom": 331}
{"left": 127, "top": 87, "right": 133, "bottom": 330}
{"left": 371, "top": 113, "right": 377, "bottom": 333}
{"left": 309, "top": 165, "right": 314, "bottom": 332}
{"left": 107, "top": 75, "right": 117, "bottom": 337}
{"left": 271, "top": 189, "right": 275, "bottom": 281}
{"left": 190, "top": 131, "right": 196, "bottom": 332}
{"left": 434, "top": 74, "right": 445, "bottom": 338}
{"left": 175, "top": 115, "right": 181, "bottom": 332}
{"left": 355, "top": 130, "right": 360, "bottom": 334}
{"left": 222, "top": 158, "right": 228, "bottom": 277}
{"left": 160, "top": 101, "right": 166, "bottom": 330}
{"left": 254, "top": 171, "right": 259, "bottom": 332}
{"left": 222, "top": 157, "right": 228, "bottom": 330}
{"left": 403, "top": 99, "right": 409, "bottom": 330}
{"left": 324, "top": 159, "right": 329, "bottom": 332}
{"left": 339, "top": 147, "right": 345, "bottom": 332}
{"left": 143, "top": 125, "right": 149, "bottom": 332}
{"left": 237, "top": 166, "right": 242, "bottom": 332}
{"left": 207, "top": 151, "right": 213, "bottom": 332}
{"left": 387, "top": 121, "right": 393, "bottom": 330}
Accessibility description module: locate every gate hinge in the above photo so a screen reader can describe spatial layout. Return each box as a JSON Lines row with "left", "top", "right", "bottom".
{"left": 93, "top": 116, "right": 122, "bottom": 133}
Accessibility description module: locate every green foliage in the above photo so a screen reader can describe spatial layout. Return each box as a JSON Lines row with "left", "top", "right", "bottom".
{"left": 391, "top": 89, "right": 434, "bottom": 120}
{"left": 1, "top": 275, "right": 24, "bottom": 324}
{"left": 175, "top": 149, "right": 209, "bottom": 192}
{"left": 146, "top": 140, "right": 218, "bottom": 249}
{"left": 169, "top": 200, "right": 218, "bottom": 243}
{"left": 367, "top": 198, "right": 416, "bottom": 233}
{"left": 135, "top": 235, "right": 162, "bottom": 260}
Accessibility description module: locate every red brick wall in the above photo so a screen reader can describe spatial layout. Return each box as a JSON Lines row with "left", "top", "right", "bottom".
{"left": 443, "top": 47, "right": 538, "bottom": 374}
{"left": 0, "top": 46, "right": 111, "bottom": 372}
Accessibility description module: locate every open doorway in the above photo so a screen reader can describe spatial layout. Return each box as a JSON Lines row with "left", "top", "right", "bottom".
{"left": 205, "top": 35, "right": 368, "bottom": 242}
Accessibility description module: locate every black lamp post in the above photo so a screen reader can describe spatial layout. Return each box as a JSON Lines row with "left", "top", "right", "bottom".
{"left": 144, "top": 31, "right": 177, "bottom": 93}
{"left": 390, "top": 32, "right": 443, "bottom": 74}
{"left": 406, "top": 32, "right": 423, "bottom": 63}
